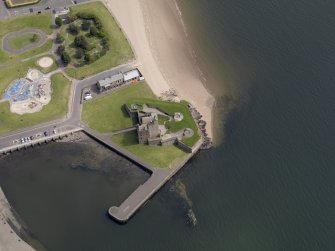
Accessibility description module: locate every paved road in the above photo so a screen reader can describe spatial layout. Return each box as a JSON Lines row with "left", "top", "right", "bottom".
{"left": 2, "top": 28, "right": 48, "bottom": 54}
{"left": 0, "top": 64, "right": 132, "bottom": 150}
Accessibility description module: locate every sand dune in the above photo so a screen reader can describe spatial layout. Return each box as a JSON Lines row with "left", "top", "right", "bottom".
{"left": 104, "top": 0, "right": 214, "bottom": 138}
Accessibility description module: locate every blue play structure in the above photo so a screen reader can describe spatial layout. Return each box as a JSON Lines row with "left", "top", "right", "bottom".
{"left": 2, "top": 78, "right": 30, "bottom": 102}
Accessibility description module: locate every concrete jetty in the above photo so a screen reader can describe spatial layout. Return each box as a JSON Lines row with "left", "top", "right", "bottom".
{"left": 108, "top": 139, "right": 203, "bottom": 223}
{"left": 83, "top": 126, "right": 203, "bottom": 223}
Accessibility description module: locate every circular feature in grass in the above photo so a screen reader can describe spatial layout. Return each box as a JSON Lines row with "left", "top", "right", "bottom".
{"left": 37, "top": 57, "right": 53, "bottom": 68}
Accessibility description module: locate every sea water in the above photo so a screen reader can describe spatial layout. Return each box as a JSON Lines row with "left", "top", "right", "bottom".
{"left": 1, "top": 0, "right": 335, "bottom": 250}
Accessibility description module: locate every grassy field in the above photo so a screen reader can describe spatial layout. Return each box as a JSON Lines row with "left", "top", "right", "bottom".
{"left": 0, "top": 73, "right": 70, "bottom": 135}
{"left": 83, "top": 82, "right": 200, "bottom": 147}
{"left": 82, "top": 82, "right": 155, "bottom": 132}
{"left": 0, "top": 13, "right": 52, "bottom": 64}
{"left": 64, "top": 2, "right": 133, "bottom": 79}
{"left": 112, "top": 132, "right": 188, "bottom": 168}
{"left": 8, "top": 32, "right": 40, "bottom": 50}
{"left": 0, "top": 56, "right": 58, "bottom": 96}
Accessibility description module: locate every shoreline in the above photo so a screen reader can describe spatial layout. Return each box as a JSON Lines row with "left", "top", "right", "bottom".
{"left": 103, "top": 0, "right": 215, "bottom": 139}
{"left": 0, "top": 188, "right": 34, "bottom": 251}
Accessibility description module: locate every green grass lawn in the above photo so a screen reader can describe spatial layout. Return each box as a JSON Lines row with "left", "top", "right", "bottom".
{"left": 0, "top": 13, "right": 52, "bottom": 64}
{"left": 82, "top": 82, "right": 155, "bottom": 132}
{"left": 83, "top": 82, "right": 200, "bottom": 147}
{"left": 64, "top": 2, "right": 134, "bottom": 79}
{"left": 0, "top": 73, "right": 70, "bottom": 135}
{"left": 112, "top": 132, "right": 188, "bottom": 168}
{"left": 8, "top": 32, "right": 40, "bottom": 50}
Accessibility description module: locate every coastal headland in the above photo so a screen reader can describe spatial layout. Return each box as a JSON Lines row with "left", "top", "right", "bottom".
{"left": 103, "top": 0, "right": 215, "bottom": 139}
{"left": 0, "top": 0, "right": 215, "bottom": 248}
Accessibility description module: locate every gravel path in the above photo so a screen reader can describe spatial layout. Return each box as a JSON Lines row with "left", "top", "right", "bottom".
{"left": 2, "top": 28, "right": 48, "bottom": 54}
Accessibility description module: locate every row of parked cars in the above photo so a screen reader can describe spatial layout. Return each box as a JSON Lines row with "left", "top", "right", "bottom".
{"left": 14, "top": 129, "right": 57, "bottom": 145}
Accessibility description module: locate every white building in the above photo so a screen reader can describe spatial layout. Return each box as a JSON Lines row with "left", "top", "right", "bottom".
{"left": 123, "top": 69, "right": 141, "bottom": 83}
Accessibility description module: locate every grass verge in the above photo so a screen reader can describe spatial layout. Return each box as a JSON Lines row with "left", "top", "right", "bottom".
{"left": 0, "top": 73, "right": 70, "bottom": 135}
{"left": 112, "top": 132, "right": 187, "bottom": 168}
{"left": 82, "top": 82, "right": 155, "bottom": 132}
{"left": 64, "top": 2, "right": 133, "bottom": 79}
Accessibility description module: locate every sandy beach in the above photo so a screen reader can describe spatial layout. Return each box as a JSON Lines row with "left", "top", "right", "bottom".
{"left": 103, "top": 0, "right": 215, "bottom": 138}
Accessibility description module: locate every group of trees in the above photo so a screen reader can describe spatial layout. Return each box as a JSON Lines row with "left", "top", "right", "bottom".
{"left": 57, "top": 45, "right": 70, "bottom": 65}
{"left": 54, "top": 12, "right": 110, "bottom": 66}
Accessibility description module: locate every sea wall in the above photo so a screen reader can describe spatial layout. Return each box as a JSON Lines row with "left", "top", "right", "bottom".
{"left": 0, "top": 188, "right": 34, "bottom": 251}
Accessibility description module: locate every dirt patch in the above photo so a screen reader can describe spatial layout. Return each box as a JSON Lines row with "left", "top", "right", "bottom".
{"left": 37, "top": 57, "right": 53, "bottom": 68}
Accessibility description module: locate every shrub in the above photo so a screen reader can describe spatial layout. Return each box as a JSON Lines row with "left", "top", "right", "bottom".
{"left": 84, "top": 52, "right": 94, "bottom": 64}
{"left": 61, "top": 51, "right": 71, "bottom": 65}
{"left": 31, "top": 34, "right": 39, "bottom": 42}
{"left": 89, "top": 26, "right": 98, "bottom": 36}
{"left": 76, "top": 12, "right": 95, "bottom": 19}
{"left": 68, "top": 23, "right": 79, "bottom": 35}
{"left": 81, "top": 20, "right": 91, "bottom": 31}
{"left": 55, "top": 17, "right": 63, "bottom": 27}
{"left": 57, "top": 45, "right": 65, "bottom": 55}
{"left": 55, "top": 33, "right": 64, "bottom": 44}
{"left": 74, "top": 35, "right": 88, "bottom": 49}
{"left": 68, "top": 14, "right": 78, "bottom": 23}
{"left": 75, "top": 49, "right": 84, "bottom": 59}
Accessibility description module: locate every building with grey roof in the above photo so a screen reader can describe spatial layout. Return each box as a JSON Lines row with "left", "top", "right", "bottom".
{"left": 97, "top": 72, "right": 124, "bottom": 92}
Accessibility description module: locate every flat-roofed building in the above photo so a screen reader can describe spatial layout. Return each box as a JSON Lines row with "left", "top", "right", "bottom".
{"left": 123, "top": 69, "right": 140, "bottom": 83}
{"left": 97, "top": 73, "right": 124, "bottom": 92}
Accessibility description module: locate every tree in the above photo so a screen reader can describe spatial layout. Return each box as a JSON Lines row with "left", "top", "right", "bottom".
{"left": 55, "top": 33, "right": 64, "bottom": 44}
{"left": 101, "top": 37, "right": 108, "bottom": 46}
{"left": 81, "top": 20, "right": 91, "bottom": 31}
{"left": 89, "top": 26, "right": 98, "bottom": 36}
{"left": 68, "top": 23, "right": 79, "bottom": 35}
{"left": 75, "top": 49, "right": 84, "bottom": 59}
{"left": 57, "top": 45, "right": 65, "bottom": 55}
{"left": 74, "top": 35, "right": 88, "bottom": 50}
{"left": 61, "top": 51, "right": 71, "bottom": 65}
{"left": 84, "top": 52, "right": 93, "bottom": 64}
{"left": 31, "top": 34, "right": 39, "bottom": 42}
{"left": 55, "top": 17, "right": 63, "bottom": 27}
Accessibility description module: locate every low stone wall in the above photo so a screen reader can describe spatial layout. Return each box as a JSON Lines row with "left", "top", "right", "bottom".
{"left": 176, "top": 140, "right": 193, "bottom": 153}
